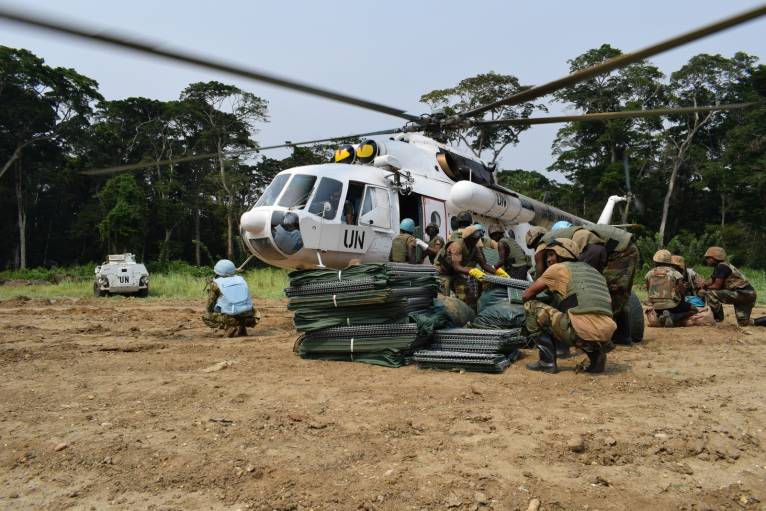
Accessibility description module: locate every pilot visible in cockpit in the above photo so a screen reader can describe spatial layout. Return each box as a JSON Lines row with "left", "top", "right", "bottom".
{"left": 274, "top": 212, "right": 303, "bottom": 255}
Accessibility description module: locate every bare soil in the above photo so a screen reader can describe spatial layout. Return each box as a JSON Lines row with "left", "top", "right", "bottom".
{"left": 1, "top": 297, "right": 765, "bottom": 511}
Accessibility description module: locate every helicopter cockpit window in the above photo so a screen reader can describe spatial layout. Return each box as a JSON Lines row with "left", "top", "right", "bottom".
{"left": 307, "top": 177, "right": 343, "bottom": 219}
{"left": 277, "top": 174, "right": 317, "bottom": 209}
{"left": 255, "top": 173, "right": 289, "bottom": 207}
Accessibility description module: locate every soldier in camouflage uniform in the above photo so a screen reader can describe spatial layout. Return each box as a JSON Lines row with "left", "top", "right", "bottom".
{"left": 202, "top": 259, "right": 259, "bottom": 337}
{"left": 522, "top": 238, "right": 616, "bottom": 374}
{"left": 435, "top": 224, "right": 500, "bottom": 309}
{"left": 425, "top": 223, "right": 445, "bottom": 264}
{"left": 645, "top": 250, "right": 697, "bottom": 327}
{"left": 699, "top": 247, "right": 757, "bottom": 326}
{"left": 492, "top": 229, "right": 529, "bottom": 280}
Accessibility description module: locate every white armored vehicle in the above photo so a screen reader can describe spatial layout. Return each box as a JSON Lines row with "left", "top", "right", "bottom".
{"left": 93, "top": 253, "right": 149, "bottom": 297}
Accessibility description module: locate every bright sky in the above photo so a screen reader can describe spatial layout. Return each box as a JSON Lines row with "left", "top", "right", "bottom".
{"left": 1, "top": 0, "right": 765, "bottom": 175}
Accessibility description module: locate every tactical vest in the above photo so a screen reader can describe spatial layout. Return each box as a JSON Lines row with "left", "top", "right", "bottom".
{"left": 213, "top": 275, "right": 254, "bottom": 315}
{"left": 721, "top": 262, "right": 751, "bottom": 290}
{"left": 436, "top": 239, "right": 480, "bottom": 276}
{"left": 586, "top": 224, "right": 632, "bottom": 254}
{"left": 552, "top": 262, "right": 613, "bottom": 317}
{"left": 645, "top": 266, "right": 683, "bottom": 309}
{"left": 500, "top": 237, "right": 529, "bottom": 268}
{"left": 389, "top": 233, "right": 415, "bottom": 263}
{"left": 539, "top": 226, "right": 582, "bottom": 247}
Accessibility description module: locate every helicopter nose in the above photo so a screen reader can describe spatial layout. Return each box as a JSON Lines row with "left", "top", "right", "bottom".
{"left": 240, "top": 209, "right": 271, "bottom": 237}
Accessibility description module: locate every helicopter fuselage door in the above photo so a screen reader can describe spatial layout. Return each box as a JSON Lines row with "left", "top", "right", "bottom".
{"left": 422, "top": 195, "right": 448, "bottom": 240}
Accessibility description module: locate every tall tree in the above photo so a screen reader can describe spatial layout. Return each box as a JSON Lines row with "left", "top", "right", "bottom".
{"left": 657, "top": 52, "right": 757, "bottom": 243}
{"left": 0, "top": 46, "right": 101, "bottom": 268}
{"left": 180, "top": 82, "right": 268, "bottom": 259}
{"left": 550, "top": 44, "right": 665, "bottom": 220}
{"left": 420, "top": 72, "right": 546, "bottom": 165}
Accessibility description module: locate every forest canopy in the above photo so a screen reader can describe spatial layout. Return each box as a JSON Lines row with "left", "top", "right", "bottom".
{"left": 1, "top": 45, "right": 765, "bottom": 269}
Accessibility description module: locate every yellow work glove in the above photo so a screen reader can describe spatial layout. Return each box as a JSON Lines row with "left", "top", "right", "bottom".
{"left": 495, "top": 267, "right": 510, "bottom": 278}
{"left": 468, "top": 268, "right": 485, "bottom": 281}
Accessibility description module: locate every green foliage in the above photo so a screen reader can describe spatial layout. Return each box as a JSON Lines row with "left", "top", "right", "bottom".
{"left": 0, "top": 267, "right": 290, "bottom": 301}
{"left": 96, "top": 174, "right": 146, "bottom": 252}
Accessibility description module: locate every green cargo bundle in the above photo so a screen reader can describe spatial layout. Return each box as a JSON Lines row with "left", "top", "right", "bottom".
{"left": 288, "top": 263, "right": 440, "bottom": 367}
{"left": 296, "top": 324, "right": 427, "bottom": 368}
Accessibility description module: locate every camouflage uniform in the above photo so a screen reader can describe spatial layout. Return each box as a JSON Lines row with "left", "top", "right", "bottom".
{"left": 524, "top": 261, "right": 616, "bottom": 356}
{"left": 644, "top": 266, "right": 684, "bottom": 311}
{"left": 427, "top": 235, "right": 445, "bottom": 264}
{"left": 435, "top": 238, "right": 484, "bottom": 309}
{"left": 524, "top": 300, "right": 579, "bottom": 346}
{"left": 699, "top": 262, "right": 756, "bottom": 326}
{"left": 202, "top": 281, "right": 259, "bottom": 337}
{"left": 600, "top": 243, "right": 639, "bottom": 316}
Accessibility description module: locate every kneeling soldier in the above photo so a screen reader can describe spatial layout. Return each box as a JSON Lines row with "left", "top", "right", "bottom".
{"left": 699, "top": 247, "right": 757, "bottom": 326}
{"left": 202, "top": 259, "right": 259, "bottom": 337}
{"left": 522, "top": 238, "right": 617, "bottom": 374}
{"left": 645, "top": 250, "right": 697, "bottom": 327}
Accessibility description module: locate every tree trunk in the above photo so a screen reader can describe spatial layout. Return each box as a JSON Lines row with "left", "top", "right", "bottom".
{"left": 15, "top": 159, "right": 27, "bottom": 269}
{"left": 217, "top": 148, "right": 234, "bottom": 260}
{"left": 720, "top": 193, "right": 727, "bottom": 243}
{"left": 658, "top": 159, "right": 681, "bottom": 246}
{"left": 621, "top": 150, "right": 631, "bottom": 224}
{"left": 194, "top": 207, "right": 201, "bottom": 266}
{"left": 658, "top": 106, "right": 713, "bottom": 246}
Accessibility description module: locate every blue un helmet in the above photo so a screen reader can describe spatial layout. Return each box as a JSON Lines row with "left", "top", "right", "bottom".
{"left": 214, "top": 259, "right": 237, "bottom": 277}
{"left": 400, "top": 218, "right": 416, "bottom": 234}
{"left": 551, "top": 220, "right": 572, "bottom": 231}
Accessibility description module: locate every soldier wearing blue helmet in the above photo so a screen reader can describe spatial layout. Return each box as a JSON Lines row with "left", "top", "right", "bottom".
{"left": 202, "top": 259, "right": 259, "bottom": 337}
{"left": 389, "top": 218, "right": 429, "bottom": 264}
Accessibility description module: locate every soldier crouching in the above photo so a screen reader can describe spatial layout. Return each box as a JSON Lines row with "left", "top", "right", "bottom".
{"left": 522, "top": 238, "right": 617, "bottom": 374}
{"left": 698, "top": 246, "right": 757, "bottom": 326}
{"left": 202, "top": 259, "right": 260, "bottom": 337}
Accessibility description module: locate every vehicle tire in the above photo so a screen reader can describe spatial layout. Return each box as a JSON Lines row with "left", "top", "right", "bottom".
{"left": 93, "top": 282, "right": 106, "bottom": 298}
{"left": 137, "top": 286, "right": 149, "bottom": 298}
{"left": 628, "top": 291, "right": 644, "bottom": 342}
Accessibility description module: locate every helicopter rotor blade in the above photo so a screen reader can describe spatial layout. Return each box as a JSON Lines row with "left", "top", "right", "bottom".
{"left": 457, "top": 4, "right": 766, "bottom": 119}
{"left": 80, "top": 128, "right": 403, "bottom": 176}
{"left": 0, "top": 8, "right": 419, "bottom": 122}
{"left": 473, "top": 103, "right": 759, "bottom": 127}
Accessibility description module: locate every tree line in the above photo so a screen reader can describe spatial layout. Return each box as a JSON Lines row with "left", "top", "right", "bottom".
{"left": 1, "top": 44, "right": 765, "bottom": 270}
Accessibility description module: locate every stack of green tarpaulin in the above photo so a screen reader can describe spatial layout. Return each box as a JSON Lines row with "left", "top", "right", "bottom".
{"left": 288, "top": 263, "right": 439, "bottom": 367}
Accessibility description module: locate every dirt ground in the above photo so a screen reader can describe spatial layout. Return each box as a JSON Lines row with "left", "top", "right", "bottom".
{"left": 1, "top": 297, "right": 765, "bottom": 511}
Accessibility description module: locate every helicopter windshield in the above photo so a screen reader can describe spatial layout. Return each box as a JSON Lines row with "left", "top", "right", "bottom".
{"left": 277, "top": 174, "right": 317, "bottom": 209}
{"left": 255, "top": 173, "right": 289, "bottom": 207}
{"left": 307, "top": 177, "right": 343, "bottom": 219}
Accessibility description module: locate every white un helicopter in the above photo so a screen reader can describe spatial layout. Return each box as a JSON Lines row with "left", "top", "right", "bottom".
{"left": 2, "top": 4, "right": 764, "bottom": 273}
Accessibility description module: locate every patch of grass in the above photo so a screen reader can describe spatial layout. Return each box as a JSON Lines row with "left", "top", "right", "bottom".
{"left": 0, "top": 267, "right": 290, "bottom": 301}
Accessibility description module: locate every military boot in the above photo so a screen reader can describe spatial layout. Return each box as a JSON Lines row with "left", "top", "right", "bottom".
{"left": 611, "top": 310, "right": 632, "bottom": 345}
{"left": 582, "top": 342, "right": 607, "bottom": 373}
{"left": 526, "top": 334, "right": 558, "bottom": 374}
{"left": 753, "top": 316, "right": 766, "bottom": 327}
{"left": 555, "top": 339, "right": 572, "bottom": 359}
{"left": 661, "top": 310, "right": 674, "bottom": 328}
